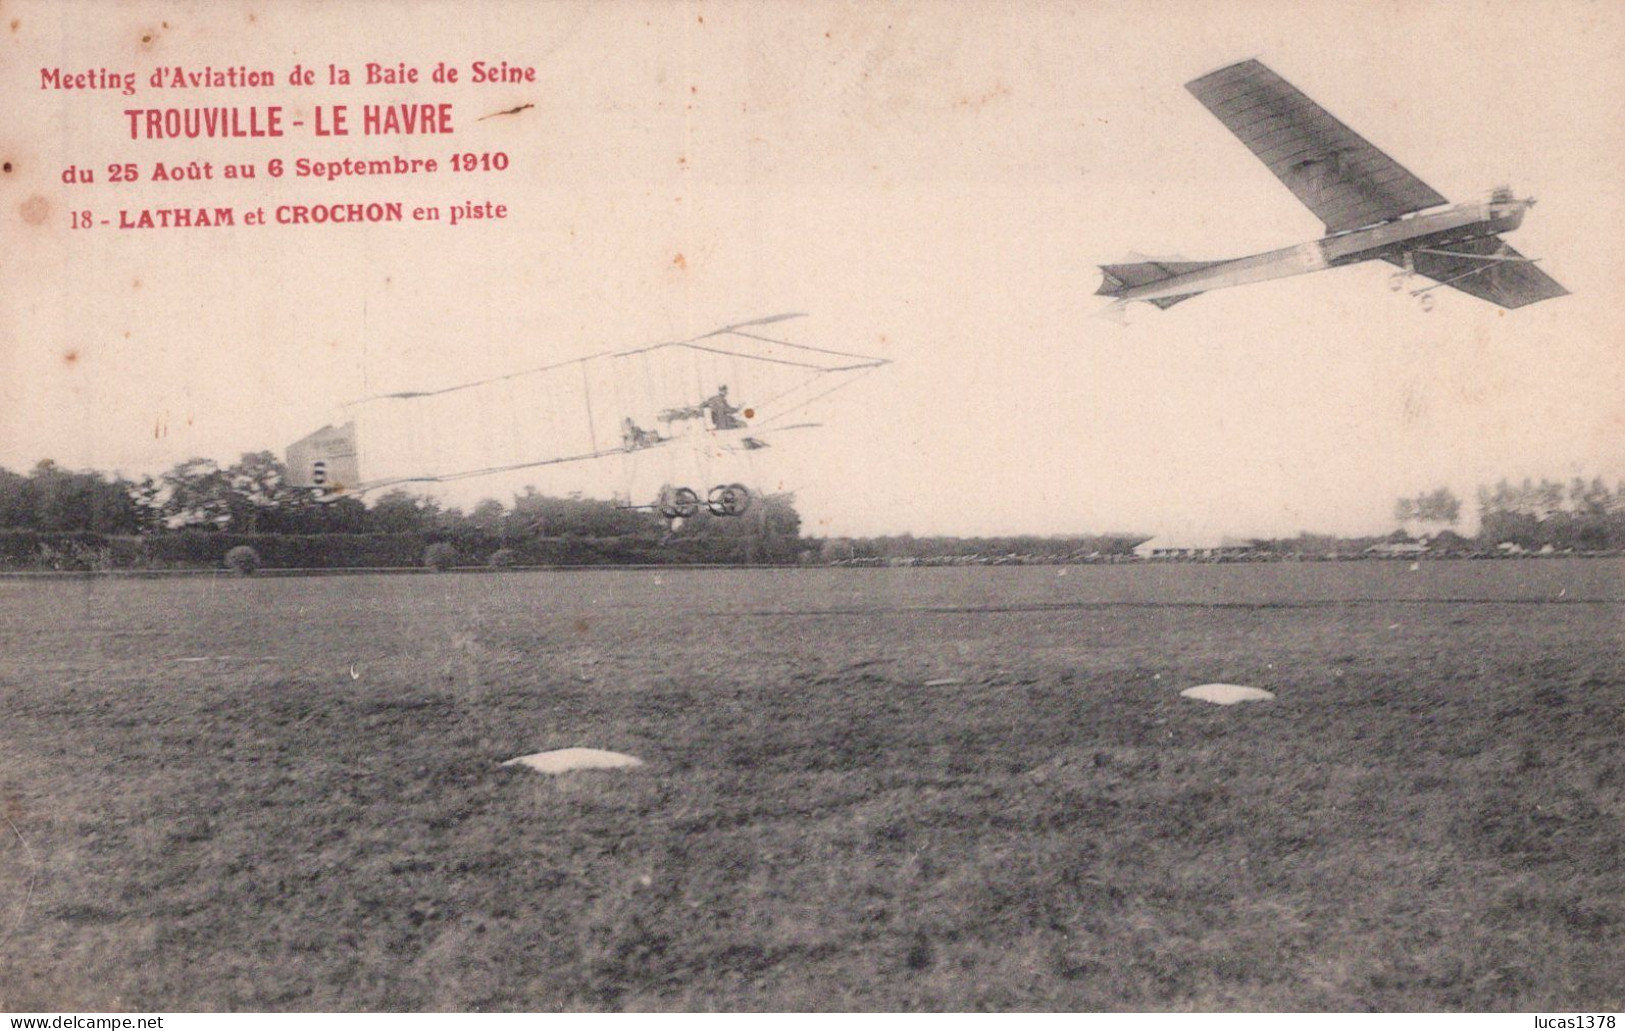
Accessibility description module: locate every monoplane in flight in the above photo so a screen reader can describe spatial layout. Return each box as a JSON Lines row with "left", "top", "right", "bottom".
{"left": 284, "top": 314, "right": 887, "bottom": 521}
{"left": 1098, "top": 59, "right": 1568, "bottom": 312}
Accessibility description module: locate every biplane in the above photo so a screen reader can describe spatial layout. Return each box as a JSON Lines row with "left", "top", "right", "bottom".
{"left": 1098, "top": 59, "right": 1568, "bottom": 313}
{"left": 284, "top": 314, "right": 887, "bottom": 520}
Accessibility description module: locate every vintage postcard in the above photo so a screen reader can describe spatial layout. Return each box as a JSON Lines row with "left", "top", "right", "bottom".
{"left": 2, "top": 0, "right": 1620, "bottom": 1014}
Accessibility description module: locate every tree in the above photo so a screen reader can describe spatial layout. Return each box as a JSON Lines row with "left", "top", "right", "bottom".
{"left": 468, "top": 498, "right": 507, "bottom": 535}
{"left": 220, "top": 451, "right": 294, "bottom": 532}
{"left": 1396, "top": 486, "right": 1460, "bottom": 529}
{"left": 819, "top": 537, "right": 856, "bottom": 563}
{"left": 0, "top": 467, "right": 28, "bottom": 528}
{"left": 1415, "top": 487, "right": 1461, "bottom": 526}
{"left": 366, "top": 489, "right": 440, "bottom": 534}
{"left": 507, "top": 486, "right": 550, "bottom": 537}
{"left": 128, "top": 475, "right": 166, "bottom": 534}
{"left": 0, "top": 460, "right": 141, "bottom": 533}
{"left": 151, "top": 458, "right": 235, "bottom": 530}
{"left": 1534, "top": 479, "right": 1566, "bottom": 520}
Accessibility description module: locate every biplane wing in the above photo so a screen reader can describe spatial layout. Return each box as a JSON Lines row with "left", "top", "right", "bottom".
{"left": 1382, "top": 237, "right": 1569, "bottom": 309}
{"left": 1186, "top": 59, "right": 1448, "bottom": 234}
{"left": 286, "top": 316, "right": 887, "bottom": 497}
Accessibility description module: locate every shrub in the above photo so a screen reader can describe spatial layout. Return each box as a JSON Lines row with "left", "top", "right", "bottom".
{"left": 424, "top": 541, "right": 459, "bottom": 571}
{"left": 488, "top": 548, "right": 517, "bottom": 569}
{"left": 224, "top": 545, "right": 261, "bottom": 576}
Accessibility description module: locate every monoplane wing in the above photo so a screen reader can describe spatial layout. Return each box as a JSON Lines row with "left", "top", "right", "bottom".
{"left": 1382, "top": 238, "right": 1569, "bottom": 309}
{"left": 1186, "top": 59, "right": 1448, "bottom": 234}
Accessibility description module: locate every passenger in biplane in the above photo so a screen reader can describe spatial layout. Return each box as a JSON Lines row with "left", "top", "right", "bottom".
{"left": 620, "top": 417, "right": 663, "bottom": 450}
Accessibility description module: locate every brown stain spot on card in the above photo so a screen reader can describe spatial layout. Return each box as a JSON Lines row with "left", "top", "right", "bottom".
{"left": 955, "top": 81, "right": 1011, "bottom": 110}
{"left": 63, "top": 349, "right": 79, "bottom": 366}
{"left": 9, "top": 19, "right": 19, "bottom": 33}
{"left": 689, "top": 85, "right": 697, "bottom": 94}
{"left": 2, "top": 161, "right": 12, "bottom": 173}
{"left": 743, "top": 408, "right": 755, "bottom": 419}
{"left": 672, "top": 253, "right": 686, "bottom": 269}
{"left": 131, "top": 278, "right": 141, "bottom": 289}
{"left": 19, "top": 194, "right": 49, "bottom": 225}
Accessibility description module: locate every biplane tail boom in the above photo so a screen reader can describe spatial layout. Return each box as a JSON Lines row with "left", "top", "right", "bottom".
{"left": 1096, "top": 258, "right": 1224, "bottom": 309}
{"left": 286, "top": 422, "right": 361, "bottom": 494}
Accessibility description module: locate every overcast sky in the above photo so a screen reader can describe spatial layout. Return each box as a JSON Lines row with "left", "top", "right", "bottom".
{"left": 5, "top": 0, "right": 1622, "bottom": 538}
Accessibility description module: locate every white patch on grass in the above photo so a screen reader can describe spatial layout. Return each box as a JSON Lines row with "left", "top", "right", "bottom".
{"left": 1180, "top": 683, "right": 1275, "bottom": 705}
{"left": 501, "top": 748, "right": 643, "bottom": 774}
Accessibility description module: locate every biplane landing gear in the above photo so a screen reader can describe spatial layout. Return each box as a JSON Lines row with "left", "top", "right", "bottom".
{"left": 1418, "top": 292, "right": 1436, "bottom": 312}
{"left": 657, "top": 486, "right": 701, "bottom": 520}
{"left": 656, "top": 484, "right": 751, "bottom": 519}
{"left": 707, "top": 483, "right": 752, "bottom": 517}
{"left": 1390, "top": 250, "right": 1416, "bottom": 292}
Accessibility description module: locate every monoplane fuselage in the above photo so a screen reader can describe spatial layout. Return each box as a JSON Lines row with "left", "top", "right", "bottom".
{"left": 1110, "top": 195, "right": 1535, "bottom": 306}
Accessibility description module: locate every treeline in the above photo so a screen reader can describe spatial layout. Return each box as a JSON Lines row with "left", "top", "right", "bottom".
{"left": 1475, "top": 477, "right": 1625, "bottom": 552}
{"left": 0, "top": 454, "right": 804, "bottom": 570}
{"left": 3, "top": 455, "right": 1621, "bottom": 570}
{"left": 818, "top": 534, "right": 1146, "bottom": 564}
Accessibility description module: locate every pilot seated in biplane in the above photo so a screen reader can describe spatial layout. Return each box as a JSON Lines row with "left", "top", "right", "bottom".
{"left": 700, "top": 384, "right": 747, "bottom": 430}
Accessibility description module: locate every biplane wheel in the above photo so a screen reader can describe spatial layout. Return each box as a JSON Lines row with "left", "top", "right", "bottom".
{"left": 1419, "top": 293, "right": 1435, "bottom": 312}
{"left": 707, "top": 483, "right": 751, "bottom": 517}
{"left": 1389, "top": 272, "right": 1407, "bottom": 292}
{"left": 670, "top": 487, "right": 701, "bottom": 519}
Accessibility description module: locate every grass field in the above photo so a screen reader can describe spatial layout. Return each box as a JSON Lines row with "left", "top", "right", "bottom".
{"left": 0, "top": 561, "right": 1620, "bottom": 1011}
